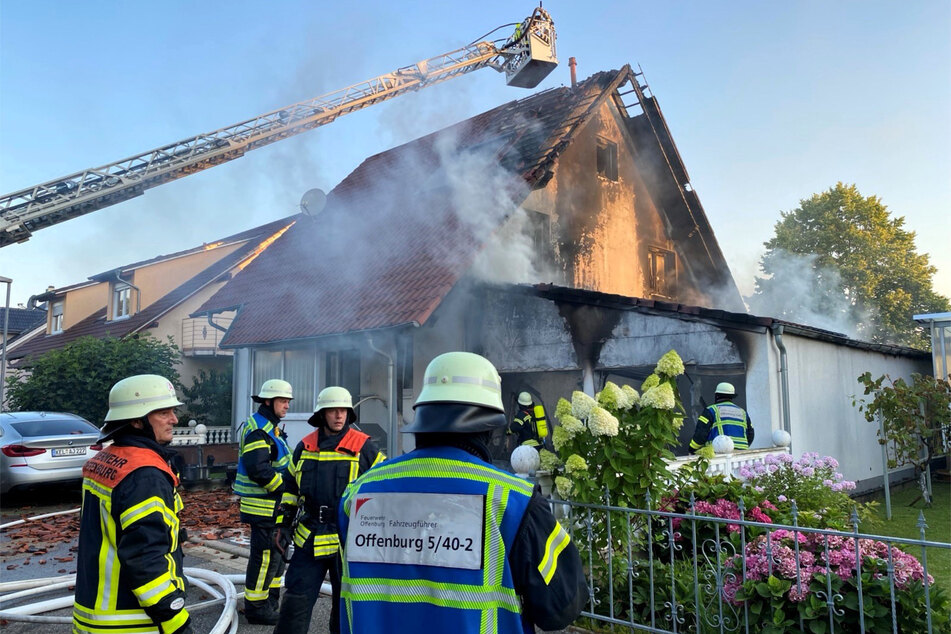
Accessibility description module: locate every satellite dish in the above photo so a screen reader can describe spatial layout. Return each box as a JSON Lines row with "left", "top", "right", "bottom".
{"left": 299, "top": 188, "right": 327, "bottom": 216}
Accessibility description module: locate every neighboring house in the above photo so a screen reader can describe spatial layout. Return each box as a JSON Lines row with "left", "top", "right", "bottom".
{"left": 7, "top": 217, "right": 296, "bottom": 391}
{"left": 0, "top": 306, "right": 47, "bottom": 407}
{"left": 190, "top": 66, "right": 926, "bottom": 490}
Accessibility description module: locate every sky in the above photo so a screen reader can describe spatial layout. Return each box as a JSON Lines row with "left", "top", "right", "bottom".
{"left": 1, "top": 0, "right": 949, "bottom": 310}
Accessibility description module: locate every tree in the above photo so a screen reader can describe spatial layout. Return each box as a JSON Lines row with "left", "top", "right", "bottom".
{"left": 750, "top": 183, "right": 949, "bottom": 348}
{"left": 180, "top": 366, "right": 233, "bottom": 428}
{"left": 854, "top": 371, "right": 951, "bottom": 505}
{"left": 5, "top": 335, "right": 181, "bottom": 425}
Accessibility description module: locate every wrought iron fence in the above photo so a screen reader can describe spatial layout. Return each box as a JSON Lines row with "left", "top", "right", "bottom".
{"left": 553, "top": 495, "right": 951, "bottom": 633}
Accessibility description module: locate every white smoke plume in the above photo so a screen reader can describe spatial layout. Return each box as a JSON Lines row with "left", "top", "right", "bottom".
{"left": 746, "top": 249, "right": 876, "bottom": 340}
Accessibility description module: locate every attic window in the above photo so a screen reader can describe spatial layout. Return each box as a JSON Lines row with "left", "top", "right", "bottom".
{"left": 113, "top": 284, "right": 131, "bottom": 320}
{"left": 51, "top": 300, "right": 64, "bottom": 334}
{"left": 596, "top": 138, "right": 618, "bottom": 181}
{"left": 648, "top": 247, "right": 676, "bottom": 297}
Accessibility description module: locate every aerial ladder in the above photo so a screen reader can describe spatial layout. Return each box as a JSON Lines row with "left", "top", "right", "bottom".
{"left": 0, "top": 7, "right": 557, "bottom": 248}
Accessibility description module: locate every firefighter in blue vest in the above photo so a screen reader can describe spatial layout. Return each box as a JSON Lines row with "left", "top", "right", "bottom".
{"left": 689, "top": 382, "right": 754, "bottom": 453}
{"left": 508, "top": 391, "right": 549, "bottom": 449}
{"left": 234, "top": 379, "right": 296, "bottom": 625}
{"left": 274, "top": 386, "right": 385, "bottom": 634}
{"left": 338, "top": 352, "right": 587, "bottom": 633}
{"left": 73, "top": 374, "right": 192, "bottom": 634}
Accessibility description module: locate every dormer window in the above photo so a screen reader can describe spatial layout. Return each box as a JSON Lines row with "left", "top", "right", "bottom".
{"left": 51, "top": 300, "right": 64, "bottom": 333}
{"left": 113, "top": 284, "right": 131, "bottom": 320}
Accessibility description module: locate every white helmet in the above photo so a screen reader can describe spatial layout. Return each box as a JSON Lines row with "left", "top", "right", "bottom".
{"left": 715, "top": 382, "right": 736, "bottom": 396}
{"left": 403, "top": 352, "right": 506, "bottom": 434}
{"left": 252, "top": 379, "right": 294, "bottom": 403}
{"left": 100, "top": 374, "right": 182, "bottom": 441}
{"left": 308, "top": 386, "right": 355, "bottom": 427}
{"left": 518, "top": 391, "right": 533, "bottom": 407}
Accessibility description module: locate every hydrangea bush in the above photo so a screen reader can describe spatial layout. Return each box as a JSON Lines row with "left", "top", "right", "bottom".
{"left": 548, "top": 349, "right": 686, "bottom": 508}
{"left": 726, "top": 530, "right": 949, "bottom": 633}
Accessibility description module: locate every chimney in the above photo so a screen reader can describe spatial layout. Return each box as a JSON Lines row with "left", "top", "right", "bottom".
{"left": 569, "top": 57, "right": 577, "bottom": 88}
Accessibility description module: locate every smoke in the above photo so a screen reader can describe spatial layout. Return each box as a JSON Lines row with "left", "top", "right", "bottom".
{"left": 746, "top": 249, "right": 876, "bottom": 339}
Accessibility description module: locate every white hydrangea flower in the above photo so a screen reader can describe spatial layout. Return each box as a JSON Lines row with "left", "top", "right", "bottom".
{"left": 552, "top": 425, "right": 571, "bottom": 452}
{"left": 565, "top": 454, "right": 588, "bottom": 475}
{"left": 655, "top": 350, "right": 685, "bottom": 377}
{"left": 596, "top": 381, "right": 628, "bottom": 410}
{"left": 571, "top": 391, "right": 597, "bottom": 420}
{"left": 641, "top": 374, "right": 660, "bottom": 392}
{"left": 621, "top": 384, "right": 639, "bottom": 408}
{"left": 555, "top": 476, "right": 574, "bottom": 498}
{"left": 560, "top": 414, "right": 585, "bottom": 437}
{"left": 640, "top": 383, "right": 675, "bottom": 410}
{"left": 587, "top": 406, "right": 619, "bottom": 437}
{"left": 538, "top": 449, "right": 562, "bottom": 472}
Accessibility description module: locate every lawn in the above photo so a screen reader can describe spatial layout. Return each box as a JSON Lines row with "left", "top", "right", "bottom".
{"left": 864, "top": 480, "right": 950, "bottom": 594}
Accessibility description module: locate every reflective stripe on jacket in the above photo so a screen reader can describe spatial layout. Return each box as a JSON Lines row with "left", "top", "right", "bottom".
{"left": 72, "top": 441, "right": 188, "bottom": 634}
{"left": 689, "top": 401, "right": 751, "bottom": 451}
{"left": 338, "top": 446, "right": 582, "bottom": 633}
{"left": 234, "top": 411, "right": 292, "bottom": 518}
{"left": 288, "top": 426, "right": 384, "bottom": 558}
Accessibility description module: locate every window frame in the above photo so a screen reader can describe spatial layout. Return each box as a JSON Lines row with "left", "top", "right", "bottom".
{"left": 112, "top": 284, "right": 132, "bottom": 321}
{"left": 50, "top": 300, "right": 65, "bottom": 334}
{"left": 647, "top": 247, "right": 676, "bottom": 298}
{"left": 596, "top": 137, "right": 619, "bottom": 182}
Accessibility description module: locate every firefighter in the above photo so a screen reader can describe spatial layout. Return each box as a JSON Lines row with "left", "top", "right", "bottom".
{"left": 274, "top": 386, "right": 385, "bottom": 634}
{"left": 72, "top": 374, "right": 192, "bottom": 634}
{"left": 234, "top": 379, "right": 296, "bottom": 625}
{"left": 689, "top": 382, "right": 754, "bottom": 453}
{"left": 338, "top": 352, "right": 587, "bottom": 633}
{"left": 508, "top": 390, "right": 549, "bottom": 448}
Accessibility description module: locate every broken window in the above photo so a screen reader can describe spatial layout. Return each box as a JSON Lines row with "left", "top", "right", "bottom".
{"left": 596, "top": 137, "right": 618, "bottom": 181}
{"left": 51, "top": 300, "right": 64, "bottom": 333}
{"left": 648, "top": 247, "right": 676, "bottom": 297}
{"left": 526, "top": 209, "right": 552, "bottom": 267}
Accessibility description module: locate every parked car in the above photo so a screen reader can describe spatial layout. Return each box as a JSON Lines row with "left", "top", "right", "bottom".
{"left": 0, "top": 411, "right": 101, "bottom": 494}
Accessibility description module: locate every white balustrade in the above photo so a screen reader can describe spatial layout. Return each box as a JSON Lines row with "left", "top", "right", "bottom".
{"left": 666, "top": 446, "right": 791, "bottom": 480}
{"left": 170, "top": 426, "right": 233, "bottom": 446}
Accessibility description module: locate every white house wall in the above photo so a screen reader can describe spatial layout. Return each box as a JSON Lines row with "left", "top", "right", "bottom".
{"left": 781, "top": 332, "right": 930, "bottom": 491}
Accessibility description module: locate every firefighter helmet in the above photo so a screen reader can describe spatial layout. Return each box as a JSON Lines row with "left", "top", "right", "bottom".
{"left": 403, "top": 352, "right": 506, "bottom": 434}
{"left": 252, "top": 379, "right": 294, "bottom": 403}
{"left": 307, "top": 386, "right": 355, "bottom": 427}
{"left": 518, "top": 391, "right": 533, "bottom": 407}
{"left": 715, "top": 382, "right": 736, "bottom": 396}
{"left": 100, "top": 374, "right": 183, "bottom": 442}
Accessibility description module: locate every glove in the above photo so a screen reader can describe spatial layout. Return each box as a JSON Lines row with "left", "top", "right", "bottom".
{"left": 274, "top": 526, "right": 293, "bottom": 562}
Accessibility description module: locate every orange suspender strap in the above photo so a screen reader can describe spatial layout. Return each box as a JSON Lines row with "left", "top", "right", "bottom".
{"left": 82, "top": 445, "right": 178, "bottom": 488}
{"left": 300, "top": 428, "right": 368, "bottom": 455}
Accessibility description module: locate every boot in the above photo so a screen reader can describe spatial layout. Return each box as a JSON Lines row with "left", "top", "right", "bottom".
{"left": 268, "top": 587, "right": 281, "bottom": 615}
{"left": 273, "top": 592, "right": 314, "bottom": 634}
{"left": 245, "top": 598, "right": 279, "bottom": 625}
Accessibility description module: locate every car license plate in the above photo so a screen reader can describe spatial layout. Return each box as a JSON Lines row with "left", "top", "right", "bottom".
{"left": 52, "top": 447, "right": 87, "bottom": 457}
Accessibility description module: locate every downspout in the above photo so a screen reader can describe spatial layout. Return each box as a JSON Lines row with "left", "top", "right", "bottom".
{"left": 771, "top": 324, "right": 792, "bottom": 447}
{"left": 113, "top": 271, "right": 141, "bottom": 314}
{"left": 368, "top": 336, "right": 397, "bottom": 459}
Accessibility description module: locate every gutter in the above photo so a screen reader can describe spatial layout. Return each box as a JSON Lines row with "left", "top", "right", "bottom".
{"left": 771, "top": 323, "right": 792, "bottom": 449}
{"left": 368, "top": 336, "right": 398, "bottom": 458}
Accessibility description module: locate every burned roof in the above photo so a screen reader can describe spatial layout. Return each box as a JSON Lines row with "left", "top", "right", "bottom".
{"left": 196, "top": 66, "right": 739, "bottom": 346}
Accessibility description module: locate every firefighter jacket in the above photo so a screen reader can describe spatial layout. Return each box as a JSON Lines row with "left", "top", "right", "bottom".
{"left": 234, "top": 406, "right": 294, "bottom": 521}
{"left": 72, "top": 434, "right": 189, "bottom": 634}
{"left": 338, "top": 445, "right": 587, "bottom": 633}
{"left": 508, "top": 404, "right": 548, "bottom": 447}
{"left": 689, "top": 400, "right": 754, "bottom": 452}
{"left": 286, "top": 425, "right": 384, "bottom": 558}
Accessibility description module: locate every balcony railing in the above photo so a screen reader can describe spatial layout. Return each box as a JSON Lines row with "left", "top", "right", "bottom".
{"left": 181, "top": 315, "right": 233, "bottom": 357}
{"left": 170, "top": 425, "right": 233, "bottom": 445}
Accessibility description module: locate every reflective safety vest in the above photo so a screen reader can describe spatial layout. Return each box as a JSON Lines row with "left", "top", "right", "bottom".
{"left": 73, "top": 445, "right": 188, "bottom": 634}
{"left": 234, "top": 412, "right": 292, "bottom": 518}
{"left": 290, "top": 427, "right": 384, "bottom": 558}
{"left": 339, "top": 446, "right": 536, "bottom": 634}
{"left": 704, "top": 401, "right": 750, "bottom": 450}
